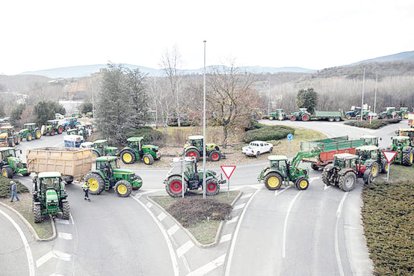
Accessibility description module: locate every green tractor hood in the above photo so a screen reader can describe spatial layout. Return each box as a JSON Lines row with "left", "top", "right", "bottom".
{"left": 46, "top": 189, "right": 59, "bottom": 214}
{"left": 7, "top": 157, "right": 28, "bottom": 175}
{"left": 142, "top": 145, "right": 158, "bottom": 151}
{"left": 113, "top": 168, "right": 143, "bottom": 189}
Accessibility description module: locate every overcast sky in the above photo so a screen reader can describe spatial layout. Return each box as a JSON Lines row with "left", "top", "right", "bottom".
{"left": 1, "top": 0, "right": 413, "bottom": 75}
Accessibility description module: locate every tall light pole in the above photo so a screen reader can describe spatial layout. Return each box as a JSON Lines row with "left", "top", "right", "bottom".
{"left": 202, "top": 40, "right": 207, "bottom": 199}
{"left": 374, "top": 73, "right": 378, "bottom": 114}
{"left": 361, "top": 68, "right": 366, "bottom": 121}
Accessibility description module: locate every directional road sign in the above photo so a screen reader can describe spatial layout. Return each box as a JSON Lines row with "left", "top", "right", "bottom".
{"left": 221, "top": 165, "right": 236, "bottom": 180}
{"left": 287, "top": 133, "right": 294, "bottom": 141}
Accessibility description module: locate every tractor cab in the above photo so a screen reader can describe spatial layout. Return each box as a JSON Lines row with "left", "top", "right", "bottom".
{"left": 95, "top": 156, "right": 120, "bottom": 174}
{"left": 391, "top": 136, "right": 411, "bottom": 149}
{"left": 187, "top": 135, "right": 204, "bottom": 150}
{"left": 333, "top": 153, "right": 358, "bottom": 169}
{"left": 47, "top": 119, "right": 59, "bottom": 127}
{"left": 0, "top": 147, "right": 17, "bottom": 161}
{"left": 92, "top": 140, "right": 118, "bottom": 157}
{"left": 361, "top": 135, "right": 379, "bottom": 146}
{"left": 0, "top": 126, "right": 19, "bottom": 146}
{"left": 0, "top": 147, "right": 28, "bottom": 178}
{"left": 127, "top": 136, "right": 144, "bottom": 151}
{"left": 355, "top": 145, "right": 379, "bottom": 161}
{"left": 24, "top": 123, "right": 36, "bottom": 131}
{"left": 268, "top": 155, "right": 289, "bottom": 177}
{"left": 397, "top": 129, "right": 414, "bottom": 146}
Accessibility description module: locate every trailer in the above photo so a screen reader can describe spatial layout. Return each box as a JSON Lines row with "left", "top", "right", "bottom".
{"left": 312, "top": 111, "right": 342, "bottom": 122}
{"left": 300, "top": 136, "right": 377, "bottom": 170}
{"left": 27, "top": 147, "right": 93, "bottom": 184}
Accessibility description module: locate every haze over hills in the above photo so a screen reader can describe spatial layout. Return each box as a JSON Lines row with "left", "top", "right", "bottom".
{"left": 11, "top": 50, "right": 414, "bottom": 79}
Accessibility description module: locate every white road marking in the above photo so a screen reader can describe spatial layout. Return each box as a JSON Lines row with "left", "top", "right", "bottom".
{"left": 309, "top": 177, "right": 318, "bottom": 182}
{"left": 225, "top": 190, "right": 260, "bottom": 276}
{"left": 0, "top": 209, "right": 35, "bottom": 276}
{"left": 226, "top": 216, "right": 239, "bottom": 225}
{"left": 335, "top": 192, "right": 349, "bottom": 276}
{"left": 146, "top": 202, "right": 153, "bottom": 208}
{"left": 188, "top": 254, "right": 226, "bottom": 276}
{"left": 58, "top": 232, "right": 73, "bottom": 240}
{"left": 220, "top": 234, "right": 232, "bottom": 243}
{"left": 324, "top": 184, "right": 331, "bottom": 191}
{"left": 282, "top": 191, "right": 302, "bottom": 258}
{"left": 36, "top": 250, "right": 71, "bottom": 268}
{"left": 135, "top": 189, "right": 163, "bottom": 198}
{"left": 131, "top": 197, "right": 179, "bottom": 276}
{"left": 157, "top": 212, "right": 167, "bottom": 221}
{"left": 241, "top": 193, "right": 253, "bottom": 199}
{"left": 233, "top": 203, "right": 246, "bottom": 210}
{"left": 55, "top": 219, "right": 70, "bottom": 225}
{"left": 69, "top": 214, "right": 75, "bottom": 225}
{"left": 167, "top": 224, "right": 180, "bottom": 236}
{"left": 176, "top": 240, "right": 194, "bottom": 258}
{"left": 274, "top": 186, "right": 291, "bottom": 196}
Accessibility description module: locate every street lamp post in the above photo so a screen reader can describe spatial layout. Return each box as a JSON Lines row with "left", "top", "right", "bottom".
{"left": 361, "top": 68, "right": 365, "bottom": 121}
{"left": 202, "top": 40, "right": 207, "bottom": 199}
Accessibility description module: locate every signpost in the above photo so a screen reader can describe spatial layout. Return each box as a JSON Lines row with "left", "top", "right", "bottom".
{"left": 382, "top": 150, "right": 397, "bottom": 182}
{"left": 221, "top": 165, "right": 236, "bottom": 196}
{"left": 287, "top": 133, "right": 293, "bottom": 156}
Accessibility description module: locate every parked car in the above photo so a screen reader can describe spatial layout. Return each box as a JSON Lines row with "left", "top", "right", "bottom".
{"left": 242, "top": 141, "right": 273, "bottom": 157}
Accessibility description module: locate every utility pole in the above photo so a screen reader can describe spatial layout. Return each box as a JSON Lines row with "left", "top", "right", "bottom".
{"left": 267, "top": 77, "right": 271, "bottom": 115}
{"left": 374, "top": 73, "right": 378, "bottom": 114}
{"left": 202, "top": 40, "right": 207, "bottom": 199}
{"left": 361, "top": 68, "right": 366, "bottom": 121}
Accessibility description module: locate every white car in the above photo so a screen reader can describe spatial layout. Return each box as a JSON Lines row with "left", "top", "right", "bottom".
{"left": 242, "top": 141, "right": 273, "bottom": 157}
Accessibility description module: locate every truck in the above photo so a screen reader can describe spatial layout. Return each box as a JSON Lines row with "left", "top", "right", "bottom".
{"left": 290, "top": 108, "right": 342, "bottom": 122}
{"left": 300, "top": 135, "right": 378, "bottom": 170}
{"left": 27, "top": 147, "right": 93, "bottom": 184}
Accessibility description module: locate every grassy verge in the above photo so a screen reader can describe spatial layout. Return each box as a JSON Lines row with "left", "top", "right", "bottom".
{"left": 150, "top": 191, "right": 240, "bottom": 245}
{"left": 362, "top": 165, "right": 414, "bottom": 275}
{"left": 344, "top": 118, "right": 401, "bottom": 129}
{"left": 0, "top": 193, "right": 54, "bottom": 239}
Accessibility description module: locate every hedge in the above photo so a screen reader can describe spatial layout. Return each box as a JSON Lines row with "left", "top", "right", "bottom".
{"left": 244, "top": 125, "right": 295, "bottom": 143}
{"left": 344, "top": 118, "right": 401, "bottom": 129}
{"left": 0, "top": 177, "right": 29, "bottom": 198}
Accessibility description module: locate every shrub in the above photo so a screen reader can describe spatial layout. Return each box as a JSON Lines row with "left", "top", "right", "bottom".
{"left": 0, "top": 177, "right": 29, "bottom": 198}
{"left": 244, "top": 125, "right": 295, "bottom": 143}
{"left": 344, "top": 118, "right": 401, "bottom": 129}
{"left": 126, "top": 127, "right": 164, "bottom": 144}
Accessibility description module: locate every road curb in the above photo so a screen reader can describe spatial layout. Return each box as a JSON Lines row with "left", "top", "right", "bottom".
{"left": 146, "top": 190, "right": 242, "bottom": 248}
{"left": 0, "top": 201, "right": 56, "bottom": 241}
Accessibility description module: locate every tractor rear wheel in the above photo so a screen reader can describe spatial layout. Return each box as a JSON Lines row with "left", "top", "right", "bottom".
{"left": 402, "top": 151, "right": 413, "bottom": 166}
{"left": 264, "top": 173, "right": 283, "bottom": 190}
{"left": 121, "top": 150, "right": 136, "bottom": 164}
{"left": 35, "top": 130, "right": 41, "bottom": 139}
{"left": 363, "top": 170, "right": 374, "bottom": 185}
{"left": 206, "top": 179, "right": 220, "bottom": 196}
{"left": 115, "top": 180, "right": 132, "bottom": 197}
{"left": 295, "top": 177, "right": 309, "bottom": 190}
{"left": 27, "top": 133, "right": 32, "bottom": 141}
{"left": 185, "top": 149, "right": 200, "bottom": 161}
{"left": 290, "top": 115, "right": 296, "bottom": 121}
{"left": 209, "top": 150, "right": 221, "bottom": 162}
{"left": 369, "top": 162, "right": 380, "bottom": 177}
{"left": 302, "top": 114, "right": 310, "bottom": 121}
{"left": 62, "top": 201, "right": 70, "bottom": 220}
{"left": 166, "top": 176, "right": 184, "bottom": 197}
{"left": 84, "top": 173, "right": 105, "bottom": 195}
{"left": 142, "top": 154, "right": 154, "bottom": 165}
{"left": 33, "top": 203, "right": 43, "bottom": 223}
{"left": 338, "top": 172, "right": 356, "bottom": 192}
{"left": 2, "top": 167, "right": 13, "bottom": 179}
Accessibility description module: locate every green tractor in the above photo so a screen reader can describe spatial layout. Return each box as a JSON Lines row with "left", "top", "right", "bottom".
{"left": 19, "top": 123, "right": 42, "bottom": 141}
{"left": 119, "top": 137, "right": 160, "bottom": 165}
{"left": 258, "top": 152, "right": 313, "bottom": 191}
{"left": 67, "top": 125, "right": 88, "bottom": 140}
{"left": 0, "top": 125, "right": 21, "bottom": 146}
{"left": 269, "top": 109, "right": 287, "bottom": 121}
{"left": 164, "top": 157, "right": 226, "bottom": 197}
{"left": 290, "top": 108, "right": 311, "bottom": 121}
{"left": 42, "top": 120, "right": 64, "bottom": 136}
{"left": 398, "top": 107, "right": 409, "bottom": 119}
{"left": 388, "top": 136, "right": 414, "bottom": 166}
{"left": 355, "top": 145, "right": 389, "bottom": 177}
{"left": 379, "top": 107, "right": 399, "bottom": 119}
{"left": 32, "top": 172, "right": 70, "bottom": 223}
{"left": 184, "top": 135, "right": 224, "bottom": 162}
{"left": 83, "top": 156, "right": 143, "bottom": 197}
{"left": 397, "top": 129, "right": 414, "bottom": 147}
{"left": 0, "top": 147, "right": 30, "bottom": 178}
{"left": 322, "top": 153, "right": 374, "bottom": 192}
{"left": 91, "top": 140, "right": 118, "bottom": 158}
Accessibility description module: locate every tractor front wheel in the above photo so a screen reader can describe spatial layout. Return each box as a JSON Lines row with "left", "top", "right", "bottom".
{"left": 35, "top": 130, "right": 41, "bottom": 139}
{"left": 264, "top": 173, "right": 283, "bottom": 190}
{"left": 2, "top": 167, "right": 13, "bottom": 179}
{"left": 295, "top": 177, "right": 309, "bottom": 190}
{"left": 206, "top": 179, "right": 220, "bottom": 196}
{"left": 402, "top": 151, "right": 413, "bottom": 166}
{"left": 369, "top": 162, "right": 380, "bottom": 178}
{"left": 27, "top": 133, "right": 33, "bottom": 141}
{"left": 115, "top": 180, "right": 132, "bottom": 197}
{"left": 338, "top": 172, "right": 356, "bottom": 192}
{"left": 121, "top": 150, "right": 136, "bottom": 164}
{"left": 185, "top": 149, "right": 200, "bottom": 161}
{"left": 132, "top": 176, "right": 142, "bottom": 190}
{"left": 62, "top": 201, "right": 70, "bottom": 220}
{"left": 84, "top": 173, "right": 105, "bottom": 195}
{"left": 166, "top": 176, "right": 184, "bottom": 197}
{"left": 142, "top": 154, "right": 154, "bottom": 165}
{"left": 33, "top": 203, "right": 43, "bottom": 223}
{"left": 209, "top": 150, "right": 221, "bottom": 162}
{"left": 302, "top": 114, "right": 310, "bottom": 121}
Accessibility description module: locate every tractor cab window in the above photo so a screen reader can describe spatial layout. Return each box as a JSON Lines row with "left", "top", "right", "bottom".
{"left": 370, "top": 150, "right": 378, "bottom": 159}
{"left": 41, "top": 177, "right": 60, "bottom": 190}
{"left": 184, "top": 161, "right": 196, "bottom": 179}
{"left": 109, "top": 160, "right": 120, "bottom": 169}
{"left": 350, "top": 158, "right": 356, "bottom": 168}
{"left": 4, "top": 149, "right": 15, "bottom": 158}
{"left": 270, "top": 160, "right": 279, "bottom": 168}
{"left": 335, "top": 158, "right": 345, "bottom": 168}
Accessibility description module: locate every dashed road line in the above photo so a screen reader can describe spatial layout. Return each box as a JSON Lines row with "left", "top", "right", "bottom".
{"left": 220, "top": 234, "right": 232, "bottom": 243}
{"left": 146, "top": 202, "right": 153, "bottom": 208}
{"left": 157, "top": 212, "right": 167, "bottom": 221}
{"left": 335, "top": 192, "right": 349, "bottom": 276}
{"left": 36, "top": 250, "right": 71, "bottom": 268}
{"left": 282, "top": 191, "right": 302, "bottom": 258}
{"left": 176, "top": 240, "right": 194, "bottom": 258}
{"left": 58, "top": 232, "right": 73, "bottom": 240}
{"left": 240, "top": 193, "right": 253, "bottom": 199}
{"left": 0, "top": 208, "right": 35, "bottom": 276}
{"left": 226, "top": 216, "right": 239, "bottom": 225}
{"left": 275, "top": 186, "right": 291, "bottom": 196}
{"left": 167, "top": 224, "right": 179, "bottom": 236}
{"left": 233, "top": 203, "right": 246, "bottom": 210}
{"left": 188, "top": 254, "right": 226, "bottom": 276}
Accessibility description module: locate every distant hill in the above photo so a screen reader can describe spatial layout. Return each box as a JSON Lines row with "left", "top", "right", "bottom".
{"left": 353, "top": 51, "right": 414, "bottom": 64}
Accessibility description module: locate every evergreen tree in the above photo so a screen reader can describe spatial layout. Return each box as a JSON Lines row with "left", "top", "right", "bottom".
{"left": 296, "top": 88, "right": 318, "bottom": 114}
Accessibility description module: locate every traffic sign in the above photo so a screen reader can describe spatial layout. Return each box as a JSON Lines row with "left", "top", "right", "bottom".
{"left": 221, "top": 165, "right": 236, "bottom": 179}
{"left": 383, "top": 151, "right": 397, "bottom": 163}
{"left": 287, "top": 133, "right": 294, "bottom": 141}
